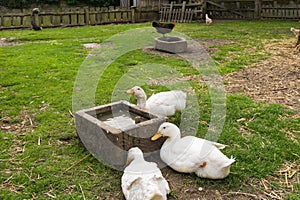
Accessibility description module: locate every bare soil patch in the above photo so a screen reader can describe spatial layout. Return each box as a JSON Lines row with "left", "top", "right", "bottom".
{"left": 83, "top": 43, "right": 101, "bottom": 49}
{"left": 196, "top": 38, "right": 234, "bottom": 55}
{"left": 224, "top": 38, "right": 300, "bottom": 115}
{"left": 0, "top": 110, "right": 36, "bottom": 135}
{"left": 0, "top": 38, "right": 18, "bottom": 47}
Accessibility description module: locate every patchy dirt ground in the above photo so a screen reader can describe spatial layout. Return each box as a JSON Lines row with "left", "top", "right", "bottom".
{"left": 162, "top": 167, "right": 259, "bottom": 200}
{"left": 224, "top": 38, "right": 300, "bottom": 115}
{"left": 196, "top": 38, "right": 234, "bottom": 55}
{"left": 0, "top": 110, "right": 36, "bottom": 135}
{"left": 0, "top": 38, "right": 18, "bottom": 47}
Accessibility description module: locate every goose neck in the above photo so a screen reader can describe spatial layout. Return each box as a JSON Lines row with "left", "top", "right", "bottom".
{"left": 137, "top": 97, "right": 147, "bottom": 109}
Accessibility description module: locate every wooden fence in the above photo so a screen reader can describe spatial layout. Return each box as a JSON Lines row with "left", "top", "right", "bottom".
{"left": 1, "top": 1, "right": 299, "bottom": 30}
{"left": 0, "top": 6, "right": 159, "bottom": 30}
{"left": 206, "top": 0, "right": 300, "bottom": 19}
{"left": 261, "top": 0, "right": 300, "bottom": 19}
{"left": 159, "top": 1, "right": 204, "bottom": 22}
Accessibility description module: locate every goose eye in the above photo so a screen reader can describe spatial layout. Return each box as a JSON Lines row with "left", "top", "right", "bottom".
{"left": 137, "top": 88, "right": 140, "bottom": 90}
{"left": 163, "top": 127, "right": 166, "bottom": 129}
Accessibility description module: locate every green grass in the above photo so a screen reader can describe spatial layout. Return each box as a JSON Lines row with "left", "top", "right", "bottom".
{"left": 1, "top": 21, "right": 299, "bottom": 199}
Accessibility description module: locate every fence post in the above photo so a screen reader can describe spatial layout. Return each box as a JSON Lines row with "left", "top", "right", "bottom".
{"left": 131, "top": 7, "right": 136, "bottom": 23}
{"left": 0, "top": 14, "right": 3, "bottom": 27}
{"left": 297, "top": 0, "right": 300, "bottom": 21}
{"left": 255, "top": 0, "right": 261, "bottom": 19}
{"left": 180, "top": 1, "right": 186, "bottom": 22}
{"left": 85, "top": 7, "right": 89, "bottom": 25}
{"left": 202, "top": 0, "right": 207, "bottom": 19}
{"left": 168, "top": 1, "right": 174, "bottom": 22}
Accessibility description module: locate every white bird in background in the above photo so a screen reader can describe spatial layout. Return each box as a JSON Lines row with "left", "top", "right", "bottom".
{"left": 121, "top": 147, "right": 170, "bottom": 200}
{"left": 126, "top": 86, "right": 186, "bottom": 117}
{"left": 291, "top": 27, "right": 300, "bottom": 49}
{"left": 291, "top": 27, "right": 300, "bottom": 37}
{"left": 152, "top": 122, "right": 235, "bottom": 179}
{"left": 205, "top": 14, "right": 213, "bottom": 25}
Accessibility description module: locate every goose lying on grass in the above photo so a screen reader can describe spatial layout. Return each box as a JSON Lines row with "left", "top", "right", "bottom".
{"left": 126, "top": 86, "right": 186, "bottom": 117}
{"left": 151, "top": 122, "right": 235, "bottom": 179}
{"left": 122, "top": 147, "right": 170, "bottom": 200}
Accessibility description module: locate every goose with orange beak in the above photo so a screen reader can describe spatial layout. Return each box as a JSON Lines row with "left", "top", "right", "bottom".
{"left": 126, "top": 86, "right": 186, "bottom": 117}
{"left": 152, "top": 122, "right": 235, "bottom": 179}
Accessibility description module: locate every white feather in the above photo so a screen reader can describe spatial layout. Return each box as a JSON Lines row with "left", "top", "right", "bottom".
{"left": 152, "top": 122, "right": 235, "bottom": 179}
{"left": 127, "top": 86, "right": 186, "bottom": 117}
{"left": 205, "top": 14, "right": 213, "bottom": 25}
{"left": 122, "top": 147, "right": 170, "bottom": 200}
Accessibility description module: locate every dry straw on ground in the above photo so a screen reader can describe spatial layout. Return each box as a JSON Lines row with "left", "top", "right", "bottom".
{"left": 224, "top": 38, "right": 300, "bottom": 116}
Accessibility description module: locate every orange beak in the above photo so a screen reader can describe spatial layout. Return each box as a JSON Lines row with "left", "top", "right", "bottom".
{"left": 126, "top": 89, "right": 134, "bottom": 94}
{"left": 151, "top": 131, "right": 163, "bottom": 141}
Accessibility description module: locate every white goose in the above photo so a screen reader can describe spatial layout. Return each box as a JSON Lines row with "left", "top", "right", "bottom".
{"left": 121, "top": 147, "right": 170, "bottom": 200}
{"left": 151, "top": 122, "right": 235, "bottom": 179}
{"left": 126, "top": 86, "right": 186, "bottom": 117}
{"left": 205, "top": 14, "right": 213, "bottom": 25}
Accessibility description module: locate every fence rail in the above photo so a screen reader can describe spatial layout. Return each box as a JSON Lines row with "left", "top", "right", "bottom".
{"left": 0, "top": 6, "right": 159, "bottom": 30}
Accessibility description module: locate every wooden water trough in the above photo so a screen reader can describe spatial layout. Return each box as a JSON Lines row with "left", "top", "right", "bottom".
{"left": 75, "top": 101, "right": 167, "bottom": 169}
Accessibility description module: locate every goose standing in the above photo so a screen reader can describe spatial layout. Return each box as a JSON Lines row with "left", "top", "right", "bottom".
{"left": 126, "top": 86, "right": 186, "bottom": 117}
{"left": 205, "top": 14, "right": 213, "bottom": 25}
{"left": 121, "top": 147, "right": 170, "bottom": 200}
{"left": 151, "top": 122, "right": 235, "bottom": 179}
